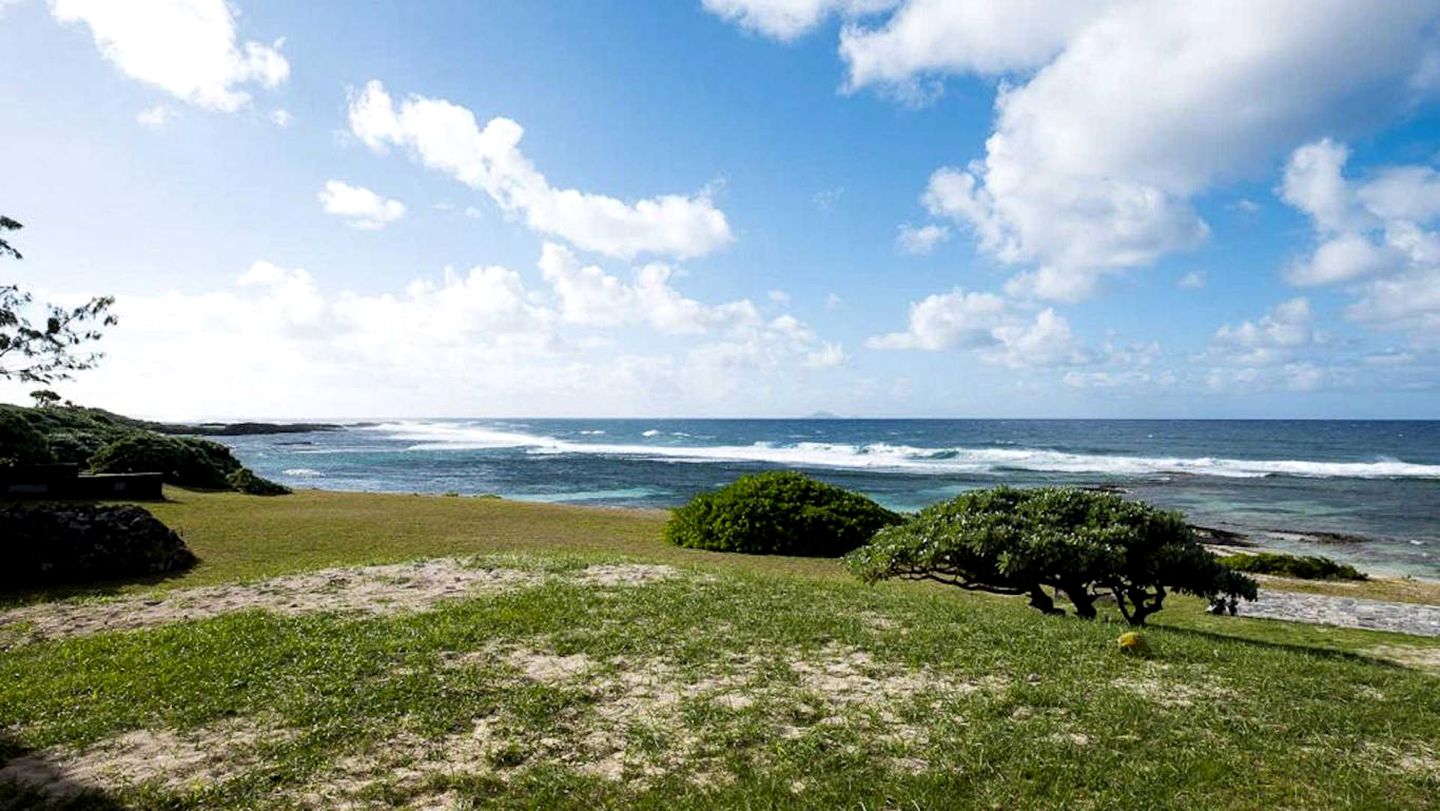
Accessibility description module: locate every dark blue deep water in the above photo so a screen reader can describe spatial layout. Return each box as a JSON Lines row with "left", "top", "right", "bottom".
{"left": 219, "top": 419, "right": 1440, "bottom": 576}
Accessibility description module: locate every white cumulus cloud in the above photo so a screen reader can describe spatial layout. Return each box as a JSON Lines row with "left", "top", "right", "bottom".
{"left": 839, "top": 0, "right": 1108, "bottom": 91}
{"left": 1210, "top": 298, "right": 1315, "bottom": 367}
{"left": 700, "top": 0, "right": 897, "bottom": 42}
{"left": 1278, "top": 139, "right": 1440, "bottom": 343}
{"left": 318, "top": 180, "right": 406, "bottom": 230}
{"left": 895, "top": 223, "right": 950, "bottom": 255}
{"left": 49, "top": 0, "right": 288, "bottom": 112}
{"left": 347, "top": 80, "right": 733, "bottom": 260}
{"left": 866, "top": 287, "right": 1088, "bottom": 368}
{"left": 716, "top": 1, "right": 1440, "bottom": 302}
{"left": 922, "top": 1, "right": 1440, "bottom": 301}
{"left": 135, "top": 105, "right": 176, "bottom": 129}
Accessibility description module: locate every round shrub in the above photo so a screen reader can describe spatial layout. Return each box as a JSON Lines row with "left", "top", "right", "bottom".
{"left": 88, "top": 434, "right": 242, "bottom": 490}
{"left": 226, "top": 467, "right": 292, "bottom": 496}
{"left": 664, "top": 471, "right": 902, "bottom": 557}
{"left": 0, "top": 409, "right": 52, "bottom": 466}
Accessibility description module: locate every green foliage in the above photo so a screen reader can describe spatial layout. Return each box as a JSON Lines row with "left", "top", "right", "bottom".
{"left": 89, "top": 434, "right": 243, "bottom": 490}
{"left": 1, "top": 215, "right": 117, "bottom": 384}
{"left": 225, "top": 467, "right": 293, "bottom": 496}
{"left": 0, "top": 215, "right": 21, "bottom": 261}
{"left": 0, "top": 403, "right": 287, "bottom": 495}
{"left": 28, "top": 389, "right": 60, "bottom": 408}
{"left": 664, "top": 470, "right": 902, "bottom": 557}
{"left": 0, "top": 409, "right": 52, "bottom": 467}
{"left": 0, "top": 403, "right": 131, "bottom": 466}
{"left": 845, "top": 486, "right": 1258, "bottom": 626}
{"left": 1220, "top": 551, "right": 1366, "bottom": 581}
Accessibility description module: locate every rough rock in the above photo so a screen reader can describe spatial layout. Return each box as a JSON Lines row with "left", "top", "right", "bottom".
{"left": 1, "top": 504, "right": 196, "bottom": 587}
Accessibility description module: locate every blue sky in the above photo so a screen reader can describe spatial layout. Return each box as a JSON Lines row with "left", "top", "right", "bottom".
{"left": 3, "top": 0, "right": 1440, "bottom": 419}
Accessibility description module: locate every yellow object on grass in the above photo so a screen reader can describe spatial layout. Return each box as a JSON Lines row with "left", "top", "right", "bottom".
{"left": 1118, "top": 631, "right": 1150, "bottom": 655}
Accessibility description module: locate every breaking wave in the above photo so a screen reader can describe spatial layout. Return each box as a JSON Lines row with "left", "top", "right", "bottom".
{"left": 364, "top": 421, "right": 1440, "bottom": 481}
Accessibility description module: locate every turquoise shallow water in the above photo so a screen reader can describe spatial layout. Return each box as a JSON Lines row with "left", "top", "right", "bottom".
{"left": 218, "top": 419, "right": 1440, "bottom": 577}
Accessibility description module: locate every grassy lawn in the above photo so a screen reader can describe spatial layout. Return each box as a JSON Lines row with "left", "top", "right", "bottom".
{"left": 2, "top": 488, "right": 1439, "bottom": 809}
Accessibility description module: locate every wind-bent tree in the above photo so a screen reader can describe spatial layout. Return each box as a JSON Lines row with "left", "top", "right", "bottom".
{"left": 29, "top": 388, "right": 61, "bottom": 408}
{"left": 845, "top": 486, "right": 1257, "bottom": 626}
{"left": 1, "top": 216, "right": 117, "bottom": 383}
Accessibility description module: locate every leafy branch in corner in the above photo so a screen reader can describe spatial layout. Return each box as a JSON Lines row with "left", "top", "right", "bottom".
{"left": 0, "top": 216, "right": 117, "bottom": 383}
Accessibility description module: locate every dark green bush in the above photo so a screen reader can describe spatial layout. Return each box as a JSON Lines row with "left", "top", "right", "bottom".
{"left": 225, "top": 467, "right": 292, "bottom": 496}
{"left": 845, "top": 486, "right": 1257, "bottom": 626}
{"left": 0, "top": 409, "right": 52, "bottom": 466}
{"left": 88, "top": 434, "right": 242, "bottom": 490}
{"left": 1220, "top": 552, "right": 1366, "bottom": 581}
{"left": 665, "top": 471, "right": 902, "bottom": 557}
{"left": 1, "top": 503, "right": 196, "bottom": 586}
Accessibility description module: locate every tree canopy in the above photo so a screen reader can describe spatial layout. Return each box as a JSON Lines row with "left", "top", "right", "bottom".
{"left": 0, "top": 216, "right": 117, "bottom": 383}
{"left": 844, "top": 486, "right": 1257, "bottom": 626}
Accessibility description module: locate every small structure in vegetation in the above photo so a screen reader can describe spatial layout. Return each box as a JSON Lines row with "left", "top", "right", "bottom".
{"left": 665, "top": 470, "right": 901, "bottom": 556}
{"left": 0, "top": 463, "right": 163, "bottom": 500}
{"left": 845, "top": 486, "right": 1257, "bottom": 626}
{"left": 0, "top": 403, "right": 289, "bottom": 495}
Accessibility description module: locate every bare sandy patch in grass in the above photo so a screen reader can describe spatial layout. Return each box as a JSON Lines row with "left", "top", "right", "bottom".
{"left": 858, "top": 612, "right": 904, "bottom": 633}
{"left": 0, "top": 561, "right": 685, "bottom": 645}
{"left": 504, "top": 648, "right": 595, "bottom": 682}
{"left": 305, "top": 640, "right": 983, "bottom": 798}
{"left": 542, "top": 643, "right": 994, "bottom": 783}
{"left": 790, "top": 643, "right": 999, "bottom": 704}
{"left": 293, "top": 720, "right": 508, "bottom": 809}
{"left": 0, "top": 716, "right": 288, "bottom": 799}
{"left": 1369, "top": 644, "right": 1440, "bottom": 673}
{"left": 1360, "top": 741, "right": 1440, "bottom": 778}
{"left": 1048, "top": 731, "right": 1092, "bottom": 746}
{"left": 575, "top": 563, "right": 679, "bottom": 587}
{"left": 1110, "top": 665, "right": 1236, "bottom": 708}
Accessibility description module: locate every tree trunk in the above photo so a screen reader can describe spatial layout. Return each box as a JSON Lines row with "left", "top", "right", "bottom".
{"left": 1126, "top": 587, "right": 1166, "bottom": 626}
{"left": 1027, "top": 585, "right": 1065, "bottom": 616}
{"left": 1067, "top": 588, "right": 1098, "bottom": 619}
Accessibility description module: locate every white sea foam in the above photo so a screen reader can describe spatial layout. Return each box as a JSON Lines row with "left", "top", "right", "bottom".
{"left": 282, "top": 468, "right": 323, "bottom": 477}
{"left": 364, "top": 422, "right": 1440, "bottom": 480}
{"left": 363, "top": 421, "right": 551, "bottom": 450}
{"left": 642, "top": 429, "right": 662, "bottom": 437}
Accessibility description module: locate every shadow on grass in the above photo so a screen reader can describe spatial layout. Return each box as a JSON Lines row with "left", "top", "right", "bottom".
{"left": 0, "top": 564, "right": 197, "bottom": 610}
{"left": 1042, "top": 590, "right": 1414, "bottom": 669}
{"left": 1156, "top": 621, "right": 1406, "bottom": 670}
{"left": 0, "top": 732, "right": 128, "bottom": 811}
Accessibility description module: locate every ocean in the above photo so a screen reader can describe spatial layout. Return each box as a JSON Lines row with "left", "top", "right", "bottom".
{"left": 217, "top": 419, "right": 1440, "bottom": 577}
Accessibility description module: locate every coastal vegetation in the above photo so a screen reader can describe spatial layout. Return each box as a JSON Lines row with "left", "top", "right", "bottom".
{"left": 1220, "top": 551, "right": 1368, "bottom": 581}
{"left": 0, "top": 403, "right": 289, "bottom": 495}
{"left": 664, "top": 470, "right": 901, "bottom": 556}
{"left": 0, "top": 488, "right": 1436, "bottom": 809}
{"left": 844, "top": 487, "right": 1257, "bottom": 626}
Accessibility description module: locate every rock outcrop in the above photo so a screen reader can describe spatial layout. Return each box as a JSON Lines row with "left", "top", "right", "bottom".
{"left": 2, "top": 504, "right": 197, "bottom": 587}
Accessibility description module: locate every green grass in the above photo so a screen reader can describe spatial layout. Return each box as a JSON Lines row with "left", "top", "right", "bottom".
{"left": 2, "top": 489, "right": 1439, "bottom": 809}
